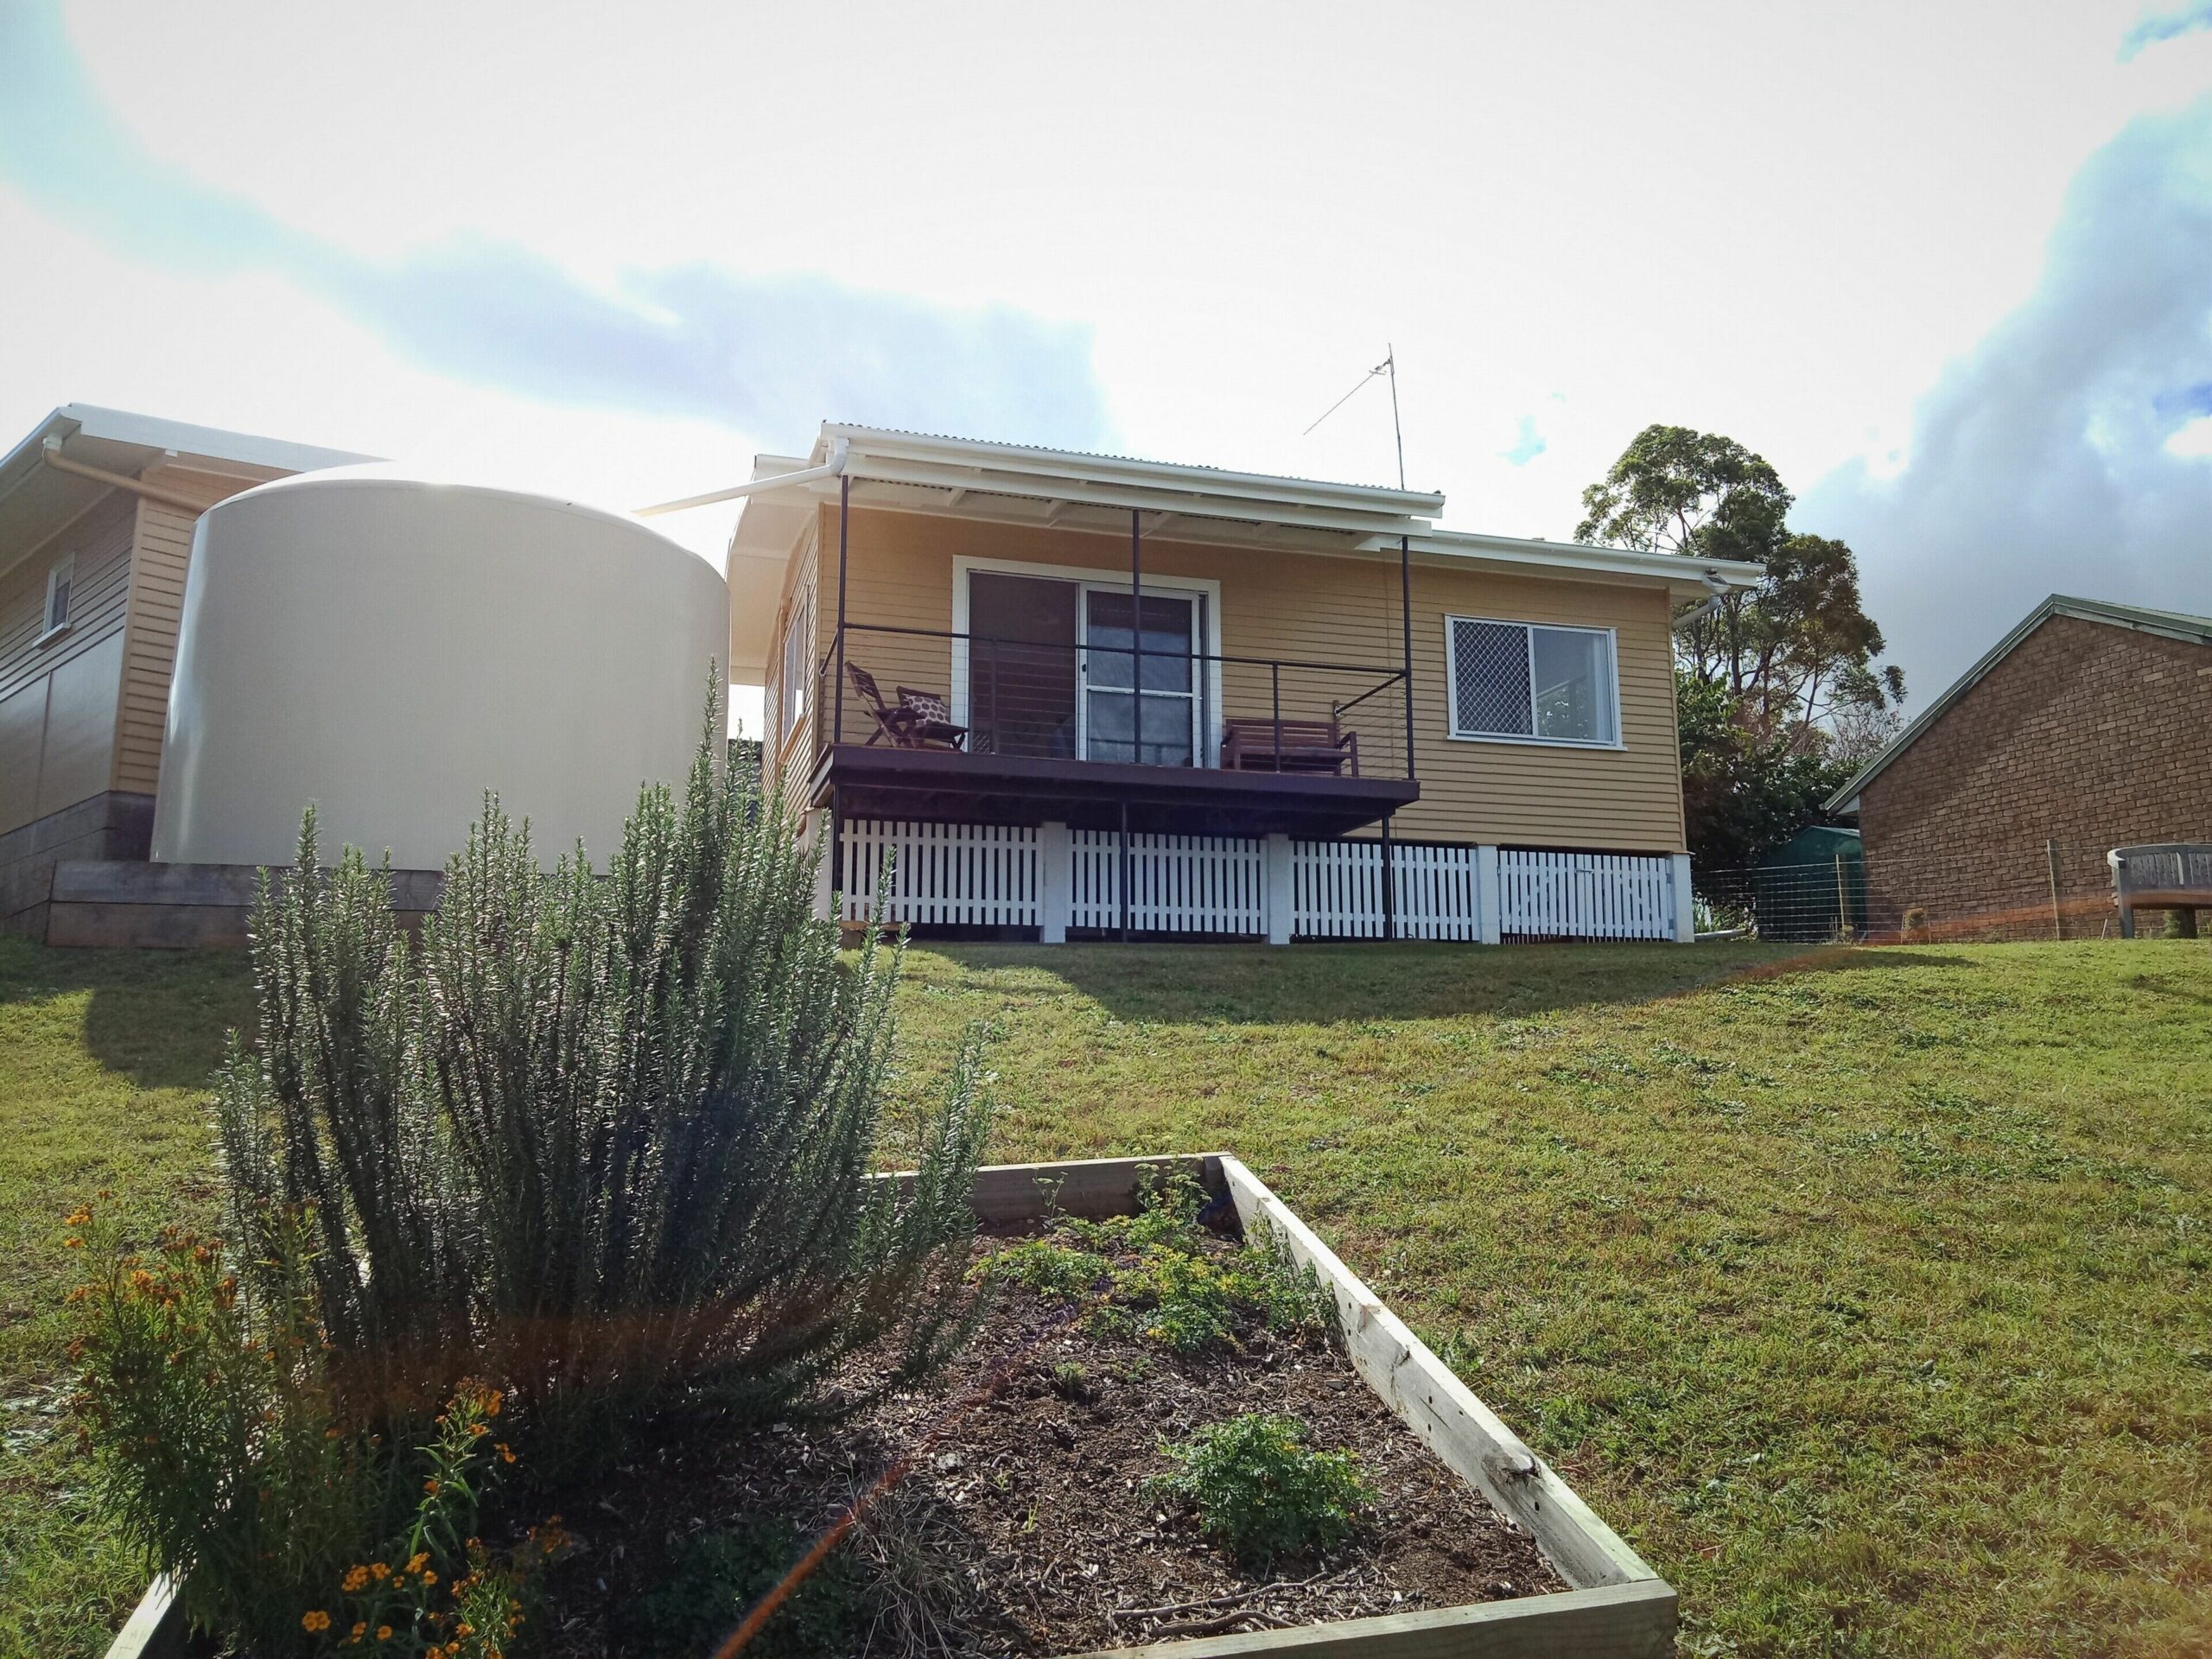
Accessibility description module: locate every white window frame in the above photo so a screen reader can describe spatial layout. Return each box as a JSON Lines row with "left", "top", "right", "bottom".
{"left": 1443, "top": 613, "right": 1623, "bottom": 749}
{"left": 37, "top": 555, "right": 74, "bottom": 645}
{"left": 950, "top": 555, "right": 1224, "bottom": 765}
{"left": 777, "top": 582, "right": 812, "bottom": 754}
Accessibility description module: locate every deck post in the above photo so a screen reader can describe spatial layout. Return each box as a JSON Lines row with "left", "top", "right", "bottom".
{"left": 1039, "top": 821, "right": 1071, "bottom": 944}
{"left": 1130, "top": 508, "right": 1143, "bottom": 767}
{"left": 1381, "top": 812, "right": 1397, "bottom": 941}
{"left": 1264, "top": 832, "right": 1293, "bottom": 945}
{"left": 1477, "top": 844, "right": 1503, "bottom": 944}
{"left": 1671, "top": 853, "right": 1695, "bottom": 943}
{"left": 1400, "top": 533, "right": 1415, "bottom": 781}
{"left": 1118, "top": 799, "right": 1132, "bottom": 941}
{"left": 831, "top": 470, "right": 850, "bottom": 747}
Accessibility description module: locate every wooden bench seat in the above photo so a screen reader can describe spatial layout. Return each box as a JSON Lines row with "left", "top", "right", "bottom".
{"left": 1221, "top": 716, "right": 1358, "bottom": 776}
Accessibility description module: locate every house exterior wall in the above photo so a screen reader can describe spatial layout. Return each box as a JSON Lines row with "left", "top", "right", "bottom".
{"left": 0, "top": 488, "right": 136, "bottom": 835}
{"left": 780, "top": 502, "right": 1687, "bottom": 852}
{"left": 113, "top": 464, "right": 244, "bottom": 798}
{"left": 1857, "top": 614, "right": 2212, "bottom": 939}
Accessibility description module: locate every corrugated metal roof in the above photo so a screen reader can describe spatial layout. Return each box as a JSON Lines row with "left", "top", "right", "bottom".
{"left": 818, "top": 422, "right": 1445, "bottom": 511}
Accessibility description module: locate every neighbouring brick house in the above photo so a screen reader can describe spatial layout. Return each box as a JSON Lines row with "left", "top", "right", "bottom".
{"left": 1827, "top": 594, "right": 2212, "bottom": 941}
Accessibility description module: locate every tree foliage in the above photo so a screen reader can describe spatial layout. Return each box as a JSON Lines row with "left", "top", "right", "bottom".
{"left": 1578, "top": 424, "right": 1904, "bottom": 750}
{"left": 1579, "top": 424, "right": 1905, "bottom": 868}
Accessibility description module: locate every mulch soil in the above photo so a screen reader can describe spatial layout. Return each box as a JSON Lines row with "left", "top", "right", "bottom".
{"left": 540, "top": 1229, "right": 1565, "bottom": 1656}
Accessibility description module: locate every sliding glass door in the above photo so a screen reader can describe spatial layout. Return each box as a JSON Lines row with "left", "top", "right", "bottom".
{"left": 1080, "top": 586, "right": 1200, "bottom": 766}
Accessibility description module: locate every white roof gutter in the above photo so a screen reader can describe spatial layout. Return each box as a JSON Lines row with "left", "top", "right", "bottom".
{"left": 1672, "top": 571, "right": 1741, "bottom": 632}
{"left": 636, "top": 437, "right": 850, "bottom": 517}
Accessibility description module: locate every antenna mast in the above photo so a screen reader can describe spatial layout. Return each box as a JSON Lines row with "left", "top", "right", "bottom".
{"left": 1383, "top": 343, "right": 1405, "bottom": 490}
{"left": 1301, "top": 346, "right": 1408, "bottom": 490}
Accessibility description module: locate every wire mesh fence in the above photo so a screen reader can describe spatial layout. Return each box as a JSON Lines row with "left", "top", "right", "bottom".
{"left": 1697, "top": 838, "right": 2207, "bottom": 944}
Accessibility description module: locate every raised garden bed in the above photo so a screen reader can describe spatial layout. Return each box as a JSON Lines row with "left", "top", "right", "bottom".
{"left": 106, "top": 1155, "right": 1672, "bottom": 1659}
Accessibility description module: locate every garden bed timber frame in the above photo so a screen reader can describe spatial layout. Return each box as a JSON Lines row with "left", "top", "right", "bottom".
{"left": 105, "top": 1154, "right": 1673, "bottom": 1659}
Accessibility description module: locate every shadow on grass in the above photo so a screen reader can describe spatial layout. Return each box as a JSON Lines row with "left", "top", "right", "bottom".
{"left": 923, "top": 940, "right": 1974, "bottom": 1025}
{"left": 0, "top": 938, "right": 255, "bottom": 1091}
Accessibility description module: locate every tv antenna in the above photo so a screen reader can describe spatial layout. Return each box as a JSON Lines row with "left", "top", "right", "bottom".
{"left": 1301, "top": 345, "right": 1406, "bottom": 489}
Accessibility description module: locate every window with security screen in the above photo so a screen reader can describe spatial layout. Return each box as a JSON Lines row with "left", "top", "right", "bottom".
{"left": 1446, "top": 616, "right": 1618, "bottom": 746}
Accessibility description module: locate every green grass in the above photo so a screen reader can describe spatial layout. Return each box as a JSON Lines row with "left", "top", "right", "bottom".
{"left": 0, "top": 940, "right": 256, "bottom": 1659}
{"left": 4, "top": 935, "right": 2209, "bottom": 1657}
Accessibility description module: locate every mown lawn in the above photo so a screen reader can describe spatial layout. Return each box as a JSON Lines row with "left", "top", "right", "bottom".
{"left": 3, "top": 936, "right": 2209, "bottom": 1657}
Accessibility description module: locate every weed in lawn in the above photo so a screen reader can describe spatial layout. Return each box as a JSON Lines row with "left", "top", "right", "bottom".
{"left": 1147, "top": 1412, "right": 1376, "bottom": 1567}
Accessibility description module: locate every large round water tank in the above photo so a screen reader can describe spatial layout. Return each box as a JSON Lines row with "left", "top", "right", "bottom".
{"left": 151, "top": 467, "right": 730, "bottom": 871}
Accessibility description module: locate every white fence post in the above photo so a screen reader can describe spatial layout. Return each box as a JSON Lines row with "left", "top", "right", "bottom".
{"left": 806, "top": 809, "right": 835, "bottom": 925}
{"left": 1039, "top": 821, "right": 1072, "bottom": 944}
{"left": 1264, "top": 833, "right": 1293, "bottom": 945}
{"left": 1672, "top": 853, "right": 1695, "bottom": 943}
{"left": 1477, "top": 845, "right": 1502, "bottom": 945}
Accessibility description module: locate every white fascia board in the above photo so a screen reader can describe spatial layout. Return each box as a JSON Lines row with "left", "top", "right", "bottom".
{"left": 62, "top": 404, "right": 375, "bottom": 474}
{"left": 1375, "top": 528, "right": 1765, "bottom": 593}
{"left": 817, "top": 423, "right": 1446, "bottom": 519}
{"left": 836, "top": 452, "right": 1425, "bottom": 541}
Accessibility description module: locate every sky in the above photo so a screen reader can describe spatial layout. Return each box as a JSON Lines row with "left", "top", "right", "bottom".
{"left": 3, "top": 0, "right": 2209, "bottom": 737}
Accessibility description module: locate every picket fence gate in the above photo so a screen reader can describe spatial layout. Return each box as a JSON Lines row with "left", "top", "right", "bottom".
{"left": 834, "top": 820, "right": 1684, "bottom": 943}
{"left": 1497, "top": 849, "right": 1675, "bottom": 940}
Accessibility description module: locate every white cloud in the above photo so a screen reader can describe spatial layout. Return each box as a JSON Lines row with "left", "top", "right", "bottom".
{"left": 1796, "top": 97, "right": 2212, "bottom": 699}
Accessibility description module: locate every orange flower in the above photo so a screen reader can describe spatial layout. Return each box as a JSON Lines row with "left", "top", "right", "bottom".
{"left": 376, "top": 1626, "right": 393, "bottom": 1642}
{"left": 340, "top": 1566, "right": 369, "bottom": 1592}
{"left": 369, "top": 1563, "right": 391, "bottom": 1582}
{"left": 63, "top": 1237, "right": 85, "bottom": 1249}
{"left": 423, "top": 1478, "right": 440, "bottom": 1495}
{"left": 495, "top": 1441, "right": 515, "bottom": 1464}
{"left": 302, "top": 1609, "right": 332, "bottom": 1632}
{"left": 420, "top": 1569, "right": 438, "bottom": 1588}
{"left": 64, "top": 1207, "right": 90, "bottom": 1225}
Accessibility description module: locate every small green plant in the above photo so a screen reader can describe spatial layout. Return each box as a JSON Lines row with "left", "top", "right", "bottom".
{"left": 983, "top": 1173, "right": 1334, "bottom": 1356}
{"left": 1148, "top": 1413, "right": 1375, "bottom": 1566}
{"left": 626, "top": 1519, "right": 860, "bottom": 1659}
{"left": 987, "top": 1237, "right": 1113, "bottom": 1301}
{"left": 1047, "top": 1360, "right": 1091, "bottom": 1399}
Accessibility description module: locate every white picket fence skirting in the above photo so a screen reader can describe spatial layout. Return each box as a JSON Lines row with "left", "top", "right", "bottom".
{"left": 1291, "top": 840, "right": 1490, "bottom": 940}
{"left": 837, "top": 820, "right": 1039, "bottom": 926}
{"left": 1070, "top": 831, "right": 1268, "bottom": 934}
{"left": 1498, "top": 849, "right": 1675, "bottom": 940}
{"left": 830, "top": 818, "right": 1688, "bottom": 944}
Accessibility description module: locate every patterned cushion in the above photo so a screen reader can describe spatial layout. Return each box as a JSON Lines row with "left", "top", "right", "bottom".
{"left": 898, "top": 688, "right": 952, "bottom": 724}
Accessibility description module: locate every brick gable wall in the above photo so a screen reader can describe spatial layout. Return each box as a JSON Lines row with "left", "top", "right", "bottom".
{"left": 1859, "top": 614, "right": 2212, "bottom": 940}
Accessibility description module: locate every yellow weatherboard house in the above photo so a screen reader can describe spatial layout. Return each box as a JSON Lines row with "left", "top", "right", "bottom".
{"left": 722, "top": 424, "right": 1761, "bottom": 944}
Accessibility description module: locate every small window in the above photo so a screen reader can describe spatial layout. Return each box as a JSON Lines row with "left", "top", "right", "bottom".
{"left": 41, "top": 556, "right": 73, "bottom": 639}
{"left": 779, "top": 586, "right": 812, "bottom": 740}
{"left": 1446, "top": 615, "right": 1618, "bottom": 746}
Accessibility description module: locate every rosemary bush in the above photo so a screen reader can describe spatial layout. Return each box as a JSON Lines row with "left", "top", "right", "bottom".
{"left": 214, "top": 692, "right": 989, "bottom": 1453}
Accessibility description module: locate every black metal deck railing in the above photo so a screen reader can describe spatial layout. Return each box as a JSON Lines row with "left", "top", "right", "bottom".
{"left": 808, "top": 622, "right": 1412, "bottom": 782}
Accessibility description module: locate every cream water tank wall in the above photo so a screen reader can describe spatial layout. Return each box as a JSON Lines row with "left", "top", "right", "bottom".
{"left": 151, "top": 467, "right": 730, "bottom": 870}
